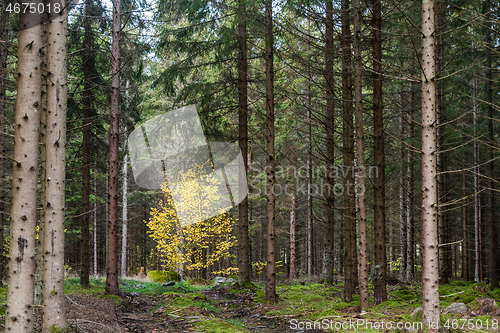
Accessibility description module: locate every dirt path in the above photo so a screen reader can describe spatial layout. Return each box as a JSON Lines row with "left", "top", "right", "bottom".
{"left": 115, "top": 286, "right": 294, "bottom": 333}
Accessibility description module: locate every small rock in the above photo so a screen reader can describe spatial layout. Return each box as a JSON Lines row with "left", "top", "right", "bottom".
{"left": 226, "top": 278, "right": 236, "bottom": 284}
{"left": 133, "top": 284, "right": 144, "bottom": 288}
{"left": 478, "top": 297, "right": 499, "bottom": 314}
{"left": 161, "top": 281, "right": 176, "bottom": 287}
{"left": 130, "top": 292, "right": 140, "bottom": 296}
{"left": 124, "top": 283, "right": 130, "bottom": 286}
{"left": 214, "top": 276, "right": 226, "bottom": 284}
{"left": 443, "top": 302, "right": 468, "bottom": 314}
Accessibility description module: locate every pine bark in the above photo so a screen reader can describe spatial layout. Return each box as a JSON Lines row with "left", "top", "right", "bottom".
{"left": 237, "top": 0, "right": 250, "bottom": 284}
{"left": 321, "top": 0, "right": 335, "bottom": 285}
{"left": 372, "top": 0, "right": 387, "bottom": 305}
{"left": 399, "top": 100, "right": 407, "bottom": 280}
{"left": 5, "top": 3, "right": 43, "bottom": 331}
{"left": 436, "top": 7, "right": 449, "bottom": 284}
{"left": 421, "top": 0, "right": 440, "bottom": 326}
{"left": 81, "top": 0, "right": 94, "bottom": 288}
{"left": 121, "top": 154, "right": 128, "bottom": 277}
{"left": 289, "top": 191, "right": 297, "bottom": 279}
{"left": 264, "top": 0, "right": 276, "bottom": 302}
{"left": 306, "top": 18, "right": 313, "bottom": 278}
{"left": 473, "top": 74, "right": 480, "bottom": 283}
{"left": 354, "top": 0, "right": 368, "bottom": 309}
{"left": 485, "top": 0, "right": 498, "bottom": 290}
{"left": 406, "top": 65, "right": 415, "bottom": 282}
{"left": 41, "top": 2, "right": 68, "bottom": 329}
{"left": 106, "top": 0, "right": 121, "bottom": 295}
{"left": 341, "top": 0, "right": 356, "bottom": 302}
{"left": 94, "top": 173, "right": 98, "bottom": 277}
{"left": 0, "top": 0, "right": 11, "bottom": 285}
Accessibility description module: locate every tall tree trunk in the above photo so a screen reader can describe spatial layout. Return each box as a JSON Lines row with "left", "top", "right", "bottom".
{"left": 354, "top": 0, "right": 368, "bottom": 309}
{"left": 485, "top": 0, "right": 498, "bottom": 291}
{"left": 372, "top": 0, "right": 387, "bottom": 305}
{"left": 81, "top": 0, "right": 94, "bottom": 287}
{"left": 462, "top": 170, "right": 468, "bottom": 280}
{"left": 5, "top": 4, "right": 43, "bottom": 332}
{"left": 341, "top": 0, "right": 356, "bottom": 302}
{"left": 265, "top": 0, "right": 276, "bottom": 302}
{"left": 473, "top": 74, "right": 480, "bottom": 283}
{"left": 421, "top": 0, "right": 440, "bottom": 326}
{"left": 121, "top": 154, "right": 128, "bottom": 277}
{"left": 94, "top": 172, "right": 98, "bottom": 277}
{"left": 289, "top": 191, "right": 297, "bottom": 279}
{"left": 41, "top": 2, "right": 68, "bottom": 329}
{"left": 399, "top": 98, "right": 407, "bottom": 281}
{"left": 406, "top": 59, "right": 415, "bottom": 282}
{"left": 0, "top": 0, "right": 11, "bottom": 286}
{"left": 237, "top": 0, "right": 250, "bottom": 284}
{"left": 321, "top": 0, "right": 335, "bottom": 285}
{"left": 35, "top": 2, "right": 48, "bottom": 305}
{"left": 106, "top": 0, "right": 122, "bottom": 295}
{"left": 436, "top": 6, "right": 449, "bottom": 285}
{"left": 306, "top": 17, "right": 313, "bottom": 278}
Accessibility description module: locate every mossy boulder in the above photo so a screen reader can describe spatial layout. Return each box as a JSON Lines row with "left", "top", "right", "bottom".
{"left": 147, "top": 270, "right": 181, "bottom": 283}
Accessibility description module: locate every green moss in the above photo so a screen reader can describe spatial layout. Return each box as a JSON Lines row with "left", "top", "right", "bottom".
{"left": 49, "top": 326, "right": 66, "bottom": 333}
{"left": 147, "top": 270, "right": 181, "bottom": 283}
{"left": 193, "top": 318, "right": 244, "bottom": 332}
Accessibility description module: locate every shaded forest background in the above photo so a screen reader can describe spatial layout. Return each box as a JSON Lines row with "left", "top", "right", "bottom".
{"left": 1, "top": 0, "right": 500, "bottom": 329}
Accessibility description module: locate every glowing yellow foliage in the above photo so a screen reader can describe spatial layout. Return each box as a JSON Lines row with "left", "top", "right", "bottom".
{"left": 145, "top": 165, "right": 237, "bottom": 274}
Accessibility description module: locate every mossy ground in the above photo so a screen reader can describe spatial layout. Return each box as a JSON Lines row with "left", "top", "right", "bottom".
{"left": 0, "top": 278, "right": 498, "bottom": 332}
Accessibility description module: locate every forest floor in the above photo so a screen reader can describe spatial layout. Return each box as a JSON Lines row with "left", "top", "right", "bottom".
{"left": 1, "top": 276, "right": 500, "bottom": 332}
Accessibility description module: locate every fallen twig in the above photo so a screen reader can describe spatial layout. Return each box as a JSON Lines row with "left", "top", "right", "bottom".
{"left": 440, "top": 291, "right": 465, "bottom": 298}
{"left": 66, "top": 294, "right": 83, "bottom": 307}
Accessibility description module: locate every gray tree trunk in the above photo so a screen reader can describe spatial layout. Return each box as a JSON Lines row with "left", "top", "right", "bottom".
{"left": 321, "top": 0, "right": 335, "bottom": 285}
{"left": 5, "top": 3, "right": 43, "bottom": 332}
{"left": 41, "top": 2, "right": 68, "bottom": 329}
{"left": 354, "top": 0, "right": 368, "bottom": 309}
{"left": 372, "top": 0, "right": 387, "bottom": 305}
{"left": 264, "top": 0, "right": 276, "bottom": 302}
{"left": 421, "top": 0, "right": 440, "bottom": 326}
{"left": 237, "top": 0, "right": 250, "bottom": 284}
{"left": 106, "top": 0, "right": 122, "bottom": 295}
{"left": 121, "top": 154, "right": 128, "bottom": 277}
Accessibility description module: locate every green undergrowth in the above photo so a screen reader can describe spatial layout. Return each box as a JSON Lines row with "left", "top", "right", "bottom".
{"left": 193, "top": 318, "right": 247, "bottom": 332}
{"left": 0, "top": 286, "right": 6, "bottom": 316}
{"left": 57, "top": 277, "right": 500, "bottom": 332}
{"left": 64, "top": 277, "right": 106, "bottom": 295}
